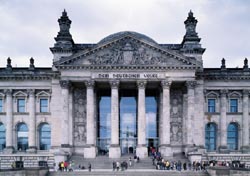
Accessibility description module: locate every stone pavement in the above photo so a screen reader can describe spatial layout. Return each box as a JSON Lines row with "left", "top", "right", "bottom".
{"left": 49, "top": 169, "right": 209, "bottom": 176}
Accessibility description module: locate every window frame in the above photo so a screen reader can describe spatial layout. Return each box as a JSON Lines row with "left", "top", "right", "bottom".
{"left": 40, "top": 98, "right": 49, "bottom": 113}
{"left": 17, "top": 98, "right": 26, "bottom": 113}
{"left": 227, "top": 123, "right": 238, "bottom": 150}
{"left": 207, "top": 98, "right": 216, "bottom": 113}
{"left": 230, "top": 99, "right": 238, "bottom": 113}
{"left": 205, "top": 123, "right": 217, "bottom": 151}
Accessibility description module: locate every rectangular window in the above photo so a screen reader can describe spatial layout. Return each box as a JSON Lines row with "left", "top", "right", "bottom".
{"left": 230, "top": 99, "right": 238, "bottom": 113}
{"left": 17, "top": 99, "right": 25, "bottom": 112}
{"left": 0, "top": 99, "right": 2, "bottom": 112}
{"left": 208, "top": 99, "right": 216, "bottom": 113}
{"left": 40, "top": 99, "right": 48, "bottom": 113}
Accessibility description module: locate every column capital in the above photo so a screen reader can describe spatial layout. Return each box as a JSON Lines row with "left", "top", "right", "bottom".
{"left": 27, "top": 89, "right": 35, "bottom": 97}
{"left": 186, "top": 81, "right": 196, "bottom": 89}
{"left": 85, "top": 80, "right": 95, "bottom": 88}
{"left": 161, "top": 80, "right": 171, "bottom": 89}
{"left": 109, "top": 80, "right": 120, "bottom": 89}
{"left": 4, "top": 89, "right": 12, "bottom": 96}
{"left": 220, "top": 89, "right": 228, "bottom": 97}
{"left": 243, "top": 89, "right": 250, "bottom": 96}
{"left": 137, "top": 80, "right": 147, "bottom": 89}
{"left": 60, "top": 80, "right": 71, "bottom": 89}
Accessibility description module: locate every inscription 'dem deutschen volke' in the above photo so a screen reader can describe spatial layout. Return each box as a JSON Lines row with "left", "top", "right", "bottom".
{"left": 97, "top": 73, "right": 160, "bottom": 79}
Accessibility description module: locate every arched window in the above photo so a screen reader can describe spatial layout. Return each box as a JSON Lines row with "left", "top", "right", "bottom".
{"left": 17, "top": 123, "right": 28, "bottom": 151}
{"left": 227, "top": 123, "right": 238, "bottom": 150}
{"left": 205, "top": 123, "right": 217, "bottom": 151}
{"left": 39, "top": 123, "right": 51, "bottom": 150}
{"left": 0, "top": 123, "right": 6, "bottom": 150}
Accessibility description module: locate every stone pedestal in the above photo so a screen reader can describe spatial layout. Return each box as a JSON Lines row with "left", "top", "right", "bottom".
{"left": 136, "top": 145, "right": 148, "bottom": 158}
{"left": 159, "top": 145, "right": 173, "bottom": 157}
{"left": 218, "top": 145, "right": 229, "bottom": 154}
{"left": 241, "top": 146, "right": 250, "bottom": 153}
{"left": 84, "top": 146, "right": 97, "bottom": 158}
{"left": 4, "top": 146, "right": 14, "bottom": 154}
{"left": 26, "top": 146, "right": 37, "bottom": 153}
{"left": 109, "top": 145, "right": 121, "bottom": 158}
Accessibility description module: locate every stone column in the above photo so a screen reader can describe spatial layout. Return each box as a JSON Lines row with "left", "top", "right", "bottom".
{"left": 219, "top": 89, "right": 228, "bottom": 153}
{"left": 60, "top": 80, "right": 71, "bottom": 147}
{"left": 159, "top": 80, "right": 172, "bottom": 157}
{"left": 27, "top": 89, "right": 36, "bottom": 152}
{"left": 186, "top": 81, "right": 196, "bottom": 147}
{"left": 84, "top": 80, "right": 96, "bottom": 158}
{"left": 109, "top": 80, "right": 121, "bottom": 158}
{"left": 136, "top": 81, "right": 148, "bottom": 158}
{"left": 241, "top": 89, "right": 250, "bottom": 152}
{"left": 4, "top": 89, "right": 14, "bottom": 153}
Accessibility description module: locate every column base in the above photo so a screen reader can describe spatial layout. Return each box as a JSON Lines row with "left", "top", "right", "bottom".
{"left": 241, "top": 146, "right": 250, "bottom": 153}
{"left": 218, "top": 145, "right": 229, "bottom": 153}
{"left": 109, "top": 145, "right": 121, "bottom": 158}
{"left": 26, "top": 146, "right": 37, "bottom": 153}
{"left": 4, "top": 146, "right": 14, "bottom": 154}
{"left": 159, "top": 145, "right": 173, "bottom": 157}
{"left": 136, "top": 145, "right": 148, "bottom": 158}
{"left": 84, "top": 146, "right": 97, "bottom": 158}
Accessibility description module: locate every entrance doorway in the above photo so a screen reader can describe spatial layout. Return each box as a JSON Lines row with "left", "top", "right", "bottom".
{"left": 119, "top": 90, "right": 137, "bottom": 155}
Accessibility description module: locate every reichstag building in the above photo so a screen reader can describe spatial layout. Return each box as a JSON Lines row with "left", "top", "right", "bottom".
{"left": 0, "top": 10, "right": 250, "bottom": 168}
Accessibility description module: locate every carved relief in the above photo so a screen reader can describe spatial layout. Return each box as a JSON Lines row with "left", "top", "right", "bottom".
{"left": 170, "top": 89, "right": 183, "bottom": 145}
{"left": 73, "top": 88, "right": 87, "bottom": 146}
{"left": 87, "top": 39, "right": 185, "bottom": 66}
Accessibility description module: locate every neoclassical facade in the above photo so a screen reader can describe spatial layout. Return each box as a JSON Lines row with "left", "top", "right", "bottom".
{"left": 0, "top": 10, "right": 250, "bottom": 168}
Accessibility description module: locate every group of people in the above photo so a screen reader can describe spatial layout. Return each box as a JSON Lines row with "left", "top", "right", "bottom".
{"left": 112, "top": 155, "right": 140, "bottom": 171}
{"left": 154, "top": 158, "right": 208, "bottom": 171}
{"left": 57, "top": 161, "right": 74, "bottom": 172}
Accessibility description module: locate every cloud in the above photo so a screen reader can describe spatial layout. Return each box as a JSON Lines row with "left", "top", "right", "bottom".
{"left": 0, "top": 0, "right": 249, "bottom": 68}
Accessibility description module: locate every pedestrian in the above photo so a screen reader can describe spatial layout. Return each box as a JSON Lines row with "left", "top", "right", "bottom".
{"left": 112, "top": 161, "right": 116, "bottom": 171}
{"left": 129, "top": 157, "right": 132, "bottom": 167}
{"left": 88, "top": 162, "right": 91, "bottom": 172}
{"left": 116, "top": 161, "right": 120, "bottom": 171}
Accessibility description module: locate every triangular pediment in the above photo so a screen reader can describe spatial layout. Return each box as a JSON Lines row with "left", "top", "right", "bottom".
{"left": 55, "top": 32, "right": 197, "bottom": 67}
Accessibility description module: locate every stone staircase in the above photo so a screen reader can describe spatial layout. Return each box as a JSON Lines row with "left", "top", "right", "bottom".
{"left": 49, "top": 170, "right": 209, "bottom": 176}
{"left": 49, "top": 153, "right": 209, "bottom": 175}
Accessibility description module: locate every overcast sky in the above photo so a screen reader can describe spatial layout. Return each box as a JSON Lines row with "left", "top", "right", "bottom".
{"left": 0, "top": 0, "right": 249, "bottom": 68}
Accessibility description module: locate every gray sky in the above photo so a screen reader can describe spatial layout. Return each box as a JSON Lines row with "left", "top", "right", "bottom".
{"left": 0, "top": 0, "right": 249, "bottom": 68}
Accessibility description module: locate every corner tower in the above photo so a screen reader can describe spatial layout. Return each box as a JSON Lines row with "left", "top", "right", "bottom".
{"left": 50, "top": 10, "right": 74, "bottom": 62}
{"left": 181, "top": 11, "right": 205, "bottom": 65}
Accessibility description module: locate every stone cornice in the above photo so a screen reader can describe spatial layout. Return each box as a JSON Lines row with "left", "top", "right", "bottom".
{"left": 196, "top": 69, "right": 250, "bottom": 80}
{"left": 55, "top": 65, "right": 198, "bottom": 71}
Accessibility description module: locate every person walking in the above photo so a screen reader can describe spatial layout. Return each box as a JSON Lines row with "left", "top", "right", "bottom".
{"left": 129, "top": 157, "right": 132, "bottom": 167}
{"left": 88, "top": 162, "right": 91, "bottom": 172}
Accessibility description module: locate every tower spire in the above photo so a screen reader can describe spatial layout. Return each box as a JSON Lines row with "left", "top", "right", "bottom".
{"left": 181, "top": 10, "right": 205, "bottom": 65}
{"left": 50, "top": 9, "right": 74, "bottom": 62}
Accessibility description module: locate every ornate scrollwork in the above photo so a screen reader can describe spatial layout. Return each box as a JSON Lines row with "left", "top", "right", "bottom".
{"left": 27, "top": 89, "right": 35, "bottom": 97}
{"left": 85, "top": 80, "right": 95, "bottom": 88}
{"left": 243, "top": 89, "right": 250, "bottom": 96}
{"left": 220, "top": 89, "right": 228, "bottom": 97}
{"left": 109, "top": 80, "right": 119, "bottom": 89}
{"left": 186, "top": 81, "right": 196, "bottom": 89}
{"left": 137, "top": 81, "right": 147, "bottom": 89}
{"left": 161, "top": 80, "right": 171, "bottom": 89}
{"left": 60, "top": 80, "right": 71, "bottom": 89}
{"left": 4, "top": 89, "right": 13, "bottom": 96}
